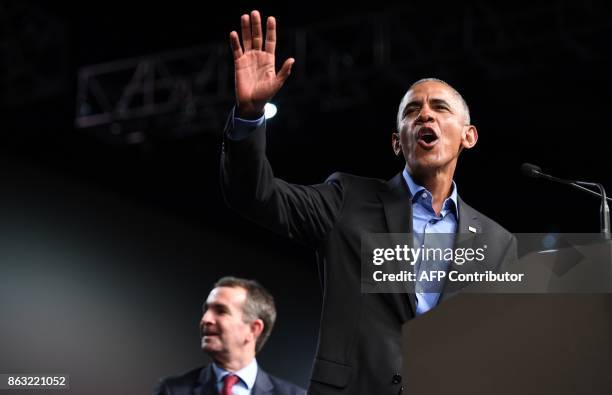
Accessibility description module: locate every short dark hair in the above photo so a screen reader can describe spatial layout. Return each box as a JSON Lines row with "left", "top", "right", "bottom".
{"left": 397, "top": 77, "right": 471, "bottom": 131}
{"left": 214, "top": 276, "right": 277, "bottom": 353}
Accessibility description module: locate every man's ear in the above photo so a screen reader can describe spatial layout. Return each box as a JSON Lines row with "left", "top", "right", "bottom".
{"left": 249, "top": 319, "right": 264, "bottom": 342}
{"left": 392, "top": 132, "right": 402, "bottom": 156}
{"left": 461, "top": 125, "right": 478, "bottom": 150}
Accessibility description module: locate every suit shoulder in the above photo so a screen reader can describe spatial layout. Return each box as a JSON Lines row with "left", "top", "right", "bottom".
{"left": 267, "top": 373, "right": 307, "bottom": 395}
{"left": 325, "top": 172, "right": 387, "bottom": 189}
{"left": 156, "top": 366, "right": 203, "bottom": 392}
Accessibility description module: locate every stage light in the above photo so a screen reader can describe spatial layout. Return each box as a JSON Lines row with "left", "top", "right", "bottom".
{"left": 264, "top": 103, "right": 277, "bottom": 119}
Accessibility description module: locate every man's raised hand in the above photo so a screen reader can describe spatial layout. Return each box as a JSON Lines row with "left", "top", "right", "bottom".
{"left": 229, "top": 10, "right": 294, "bottom": 119}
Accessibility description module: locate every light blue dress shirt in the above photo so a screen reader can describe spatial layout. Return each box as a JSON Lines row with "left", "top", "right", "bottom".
{"left": 212, "top": 358, "right": 258, "bottom": 395}
{"left": 402, "top": 168, "right": 458, "bottom": 315}
{"left": 231, "top": 113, "right": 266, "bottom": 140}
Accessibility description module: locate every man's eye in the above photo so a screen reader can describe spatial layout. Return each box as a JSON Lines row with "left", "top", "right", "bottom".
{"left": 210, "top": 307, "right": 228, "bottom": 315}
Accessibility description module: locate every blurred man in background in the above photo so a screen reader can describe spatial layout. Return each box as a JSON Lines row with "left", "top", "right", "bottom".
{"left": 155, "top": 276, "right": 305, "bottom": 395}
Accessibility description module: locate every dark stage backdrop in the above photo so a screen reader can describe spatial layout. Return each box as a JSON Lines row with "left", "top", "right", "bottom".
{"left": 1, "top": 1, "right": 611, "bottom": 394}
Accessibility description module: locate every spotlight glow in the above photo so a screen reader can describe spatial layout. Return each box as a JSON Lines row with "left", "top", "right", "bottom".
{"left": 264, "top": 103, "right": 277, "bottom": 119}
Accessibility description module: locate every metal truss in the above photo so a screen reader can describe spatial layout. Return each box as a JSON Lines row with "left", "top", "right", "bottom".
{"left": 74, "top": 44, "right": 232, "bottom": 143}
{"left": 74, "top": 1, "right": 611, "bottom": 143}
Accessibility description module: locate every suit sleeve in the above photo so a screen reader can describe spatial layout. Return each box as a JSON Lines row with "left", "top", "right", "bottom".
{"left": 220, "top": 110, "right": 344, "bottom": 248}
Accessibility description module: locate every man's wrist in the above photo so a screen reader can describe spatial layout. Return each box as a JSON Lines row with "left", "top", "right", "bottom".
{"left": 234, "top": 115, "right": 265, "bottom": 126}
{"left": 236, "top": 104, "right": 264, "bottom": 120}
{"left": 230, "top": 107, "right": 265, "bottom": 140}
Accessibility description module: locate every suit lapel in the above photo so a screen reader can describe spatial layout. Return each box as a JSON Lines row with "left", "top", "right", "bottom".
{"left": 440, "top": 197, "right": 482, "bottom": 302}
{"left": 379, "top": 173, "right": 413, "bottom": 235}
{"left": 194, "top": 365, "right": 218, "bottom": 395}
{"left": 377, "top": 172, "right": 417, "bottom": 319}
{"left": 251, "top": 368, "right": 274, "bottom": 395}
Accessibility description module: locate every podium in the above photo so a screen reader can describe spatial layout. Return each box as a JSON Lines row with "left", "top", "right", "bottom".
{"left": 401, "top": 242, "right": 612, "bottom": 394}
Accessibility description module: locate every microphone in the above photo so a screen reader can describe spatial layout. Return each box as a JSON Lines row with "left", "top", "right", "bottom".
{"left": 520, "top": 163, "right": 543, "bottom": 178}
{"left": 521, "top": 163, "right": 611, "bottom": 238}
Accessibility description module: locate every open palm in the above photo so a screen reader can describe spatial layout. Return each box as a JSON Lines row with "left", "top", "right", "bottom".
{"left": 230, "top": 11, "right": 294, "bottom": 119}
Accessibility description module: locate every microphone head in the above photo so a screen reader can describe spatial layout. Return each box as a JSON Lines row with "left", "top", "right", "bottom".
{"left": 521, "top": 163, "right": 542, "bottom": 178}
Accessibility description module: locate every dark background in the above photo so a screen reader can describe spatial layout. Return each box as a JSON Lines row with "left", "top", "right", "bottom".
{"left": 1, "top": 1, "right": 611, "bottom": 394}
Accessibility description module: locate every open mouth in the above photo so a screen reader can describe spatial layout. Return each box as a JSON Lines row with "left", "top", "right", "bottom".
{"left": 417, "top": 127, "right": 439, "bottom": 147}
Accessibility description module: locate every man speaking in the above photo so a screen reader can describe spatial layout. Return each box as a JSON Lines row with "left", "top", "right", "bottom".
{"left": 221, "top": 10, "right": 516, "bottom": 395}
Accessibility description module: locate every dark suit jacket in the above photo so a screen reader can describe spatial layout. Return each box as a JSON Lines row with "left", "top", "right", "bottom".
{"left": 155, "top": 364, "right": 306, "bottom": 395}
{"left": 220, "top": 113, "right": 517, "bottom": 395}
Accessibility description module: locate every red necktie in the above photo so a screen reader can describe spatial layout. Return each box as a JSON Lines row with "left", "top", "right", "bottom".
{"left": 221, "top": 374, "right": 239, "bottom": 395}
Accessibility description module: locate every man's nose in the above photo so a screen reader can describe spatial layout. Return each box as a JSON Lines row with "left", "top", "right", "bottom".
{"left": 416, "top": 105, "right": 434, "bottom": 123}
{"left": 201, "top": 310, "right": 214, "bottom": 327}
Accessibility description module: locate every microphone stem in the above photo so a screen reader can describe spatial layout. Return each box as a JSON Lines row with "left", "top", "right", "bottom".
{"left": 529, "top": 166, "right": 611, "bottom": 238}
{"left": 538, "top": 171, "right": 612, "bottom": 203}
{"left": 569, "top": 182, "right": 610, "bottom": 201}
{"left": 575, "top": 181, "right": 611, "bottom": 239}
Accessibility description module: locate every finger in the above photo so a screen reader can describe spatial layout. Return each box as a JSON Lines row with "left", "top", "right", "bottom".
{"left": 251, "top": 10, "right": 263, "bottom": 50}
{"left": 276, "top": 58, "right": 295, "bottom": 86}
{"left": 241, "top": 14, "right": 252, "bottom": 51}
{"left": 264, "top": 16, "right": 276, "bottom": 54}
{"left": 229, "top": 31, "right": 243, "bottom": 60}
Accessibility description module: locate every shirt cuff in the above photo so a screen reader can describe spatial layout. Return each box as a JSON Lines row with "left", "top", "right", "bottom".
{"left": 229, "top": 114, "right": 266, "bottom": 140}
